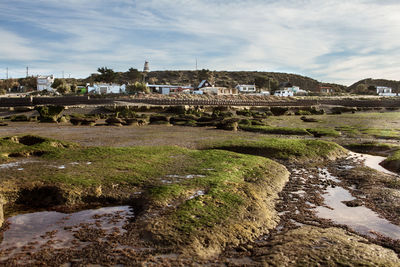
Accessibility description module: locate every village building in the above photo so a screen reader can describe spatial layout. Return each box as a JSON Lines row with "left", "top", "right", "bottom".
{"left": 146, "top": 84, "right": 193, "bottom": 94}
{"left": 235, "top": 84, "right": 256, "bottom": 93}
{"left": 87, "top": 83, "right": 126, "bottom": 94}
{"left": 197, "top": 80, "right": 238, "bottom": 95}
{"left": 197, "top": 80, "right": 213, "bottom": 89}
{"left": 278, "top": 82, "right": 307, "bottom": 96}
{"left": 37, "top": 75, "right": 55, "bottom": 91}
{"left": 319, "top": 86, "right": 334, "bottom": 94}
{"left": 274, "top": 89, "right": 294, "bottom": 97}
{"left": 376, "top": 86, "right": 397, "bottom": 96}
{"left": 200, "top": 87, "right": 238, "bottom": 95}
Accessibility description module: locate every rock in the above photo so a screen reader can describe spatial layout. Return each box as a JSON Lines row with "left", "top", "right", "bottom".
{"left": 259, "top": 226, "right": 400, "bottom": 266}
{"left": 105, "top": 117, "right": 124, "bottom": 126}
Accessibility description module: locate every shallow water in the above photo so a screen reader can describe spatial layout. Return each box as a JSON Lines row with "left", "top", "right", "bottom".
{"left": 316, "top": 170, "right": 400, "bottom": 240}
{"left": 348, "top": 152, "right": 398, "bottom": 176}
{"left": 0, "top": 160, "right": 38, "bottom": 169}
{"left": 0, "top": 206, "right": 133, "bottom": 260}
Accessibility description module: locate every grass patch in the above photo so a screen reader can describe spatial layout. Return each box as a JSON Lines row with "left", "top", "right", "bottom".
{"left": 345, "top": 142, "right": 397, "bottom": 155}
{"left": 0, "top": 135, "right": 75, "bottom": 162}
{"left": 206, "top": 137, "right": 346, "bottom": 161}
{"left": 239, "top": 125, "right": 311, "bottom": 136}
{"left": 307, "top": 128, "right": 341, "bottom": 137}
{"left": 382, "top": 149, "right": 400, "bottom": 174}
{"left": 0, "top": 135, "right": 290, "bottom": 253}
{"left": 360, "top": 128, "right": 400, "bottom": 140}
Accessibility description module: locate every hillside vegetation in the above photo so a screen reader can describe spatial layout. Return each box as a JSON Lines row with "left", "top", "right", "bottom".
{"left": 348, "top": 78, "right": 400, "bottom": 94}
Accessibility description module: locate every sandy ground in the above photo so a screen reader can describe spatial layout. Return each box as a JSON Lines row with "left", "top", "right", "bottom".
{"left": 0, "top": 122, "right": 265, "bottom": 149}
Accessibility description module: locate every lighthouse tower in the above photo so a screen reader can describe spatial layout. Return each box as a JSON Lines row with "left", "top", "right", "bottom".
{"left": 143, "top": 61, "right": 150, "bottom": 73}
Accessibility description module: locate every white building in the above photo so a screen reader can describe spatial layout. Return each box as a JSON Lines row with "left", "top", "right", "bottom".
{"left": 37, "top": 75, "right": 55, "bottom": 91}
{"left": 88, "top": 83, "right": 126, "bottom": 94}
{"left": 146, "top": 84, "right": 193, "bottom": 94}
{"left": 235, "top": 84, "right": 256, "bottom": 93}
{"left": 376, "top": 86, "right": 396, "bottom": 96}
{"left": 274, "top": 89, "right": 294, "bottom": 97}
{"left": 200, "top": 87, "right": 238, "bottom": 95}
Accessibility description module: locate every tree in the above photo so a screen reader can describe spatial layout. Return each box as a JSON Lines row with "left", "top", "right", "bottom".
{"left": 254, "top": 76, "right": 279, "bottom": 92}
{"left": 126, "top": 82, "right": 149, "bottom": 94}
{"left": 254, "top": 76, "right": 268, "bottom": 88}
{"left": 126, "top": 68, "right": 142, "bottom": 82}
{"left": 57, "top": 83, "right": 71, "bottom": 94}
{"left": 51, "top": 78, "right": 71, "bottom": 94}
{"left": 354, "top": 84, "right": 369, "bottom": 94}
{"left": 198, "top": 69, "right": 211, "bottom": 83}
{"left": 368, "top": 85, "right": 377, "bottom": 93}
{"left": 96, "top": 67, "right": 117, "bottom": 83}
{"left": 18, "top": 77, "right": 37, "bottom": 90}
{"left": 51, "top": 78, "right": 63, "bottom": 89}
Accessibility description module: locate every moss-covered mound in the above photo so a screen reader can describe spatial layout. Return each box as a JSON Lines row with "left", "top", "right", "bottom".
{"left": 137, "top": 150, "right": 289, "bottom": 258}
{"left": 0, "top": 136, "right": 289, "bottom": 258}
{"left": 382, "top": 150, "right": 400, "bottom": 174}
{"left": 0, "top": 135, "right": 76, "bottom": 162}
{"left": 239, "top": 125, "right": 311, "bottom": 135}
{"left": 206, "top": 137, "right": 347, "bottom": 162}
{"left": 258, "top": 226, "right": 400, "bottom": 266}
{"left": 345, "top": 142, "right": 398, "bottom": 156}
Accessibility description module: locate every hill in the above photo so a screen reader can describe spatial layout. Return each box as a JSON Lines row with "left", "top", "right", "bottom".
{"left": 145, "top": 70, "right": 346, "bottom": 92}
{"left": 348, "top": 78, "right": 400, "bottom": 93}
{"left": 81, "top": 70, "right": 346, "bottom": 92}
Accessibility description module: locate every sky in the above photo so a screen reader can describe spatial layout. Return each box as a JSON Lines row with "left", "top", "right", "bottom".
{"left": 0, "top": 0, "right": 400, "bottom": 85}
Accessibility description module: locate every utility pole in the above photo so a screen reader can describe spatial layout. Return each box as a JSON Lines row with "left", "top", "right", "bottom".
{"left": 62, "top": 71, "right": 64, "bottom": 79}
{"left": 268, "top": 78, "right": 271, "bottom": 91}
{"left": 26, "top": 66, "right": 29, "bottom": 77}
{"left": 6, "top": 67, "right": 8, "bottom": 79}
{"left": 195, "top": 57, "right": 198, "bottom": 71}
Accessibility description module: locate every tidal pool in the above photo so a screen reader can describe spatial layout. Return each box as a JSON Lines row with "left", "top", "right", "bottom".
{"left": 348, "top": 152, "right": 398, "bottom": 176}
{"left": 316, "top": 170, "right": 400, "bottom": 240}
{"left": 0, "top": 206, "right": 133, "bottom": 261}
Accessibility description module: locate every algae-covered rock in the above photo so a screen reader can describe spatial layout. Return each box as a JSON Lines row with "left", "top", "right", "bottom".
{"left": 207, "top": 138, "right": 347, "bottom": 162}
{"left": 136, "top": 150, "right": 290, "bottom": 259}
{"left": 35, "top": 105, "right": 65, "bottom": 123}
{"left": 105, "top": 117, "right": 124, "bottom": 126}
{"left": 216, "top": 118, "right": 239, "bottom": 131}
{"left": 382, "top": 150, "right": 400, "bottom": 174}
{"left": 258, "top": 226, "right": 400, "bottom": 266}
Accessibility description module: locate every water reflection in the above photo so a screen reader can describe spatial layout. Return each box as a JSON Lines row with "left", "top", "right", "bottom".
{"left": 0, "top": 206, "right": 133, "bottom": 260}
{"left": 316, "top": 171, "right": 400, "bottom": 239}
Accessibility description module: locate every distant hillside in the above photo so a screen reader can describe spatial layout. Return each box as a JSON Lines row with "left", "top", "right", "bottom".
{"left": 348, "top": 78, "right": 400, "bottom": 93}
{"left": 145, "top": 70, "right": 346, "bottom": 92}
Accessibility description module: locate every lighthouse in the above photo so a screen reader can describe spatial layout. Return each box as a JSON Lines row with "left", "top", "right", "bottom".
{"left": 143, "top": 61, "right": 150, "bottom": 73}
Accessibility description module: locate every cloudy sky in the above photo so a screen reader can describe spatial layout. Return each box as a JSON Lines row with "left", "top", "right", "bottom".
{"left": 1, "top": 0, "right": 400, "bottom": 85}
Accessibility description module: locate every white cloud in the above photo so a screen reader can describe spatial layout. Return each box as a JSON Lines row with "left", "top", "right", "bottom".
{"left": 1, "top": 0, "right": 400, "bottom": 84}
{"left": 0, "top": 28, "right": 45, "bottom": 61}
